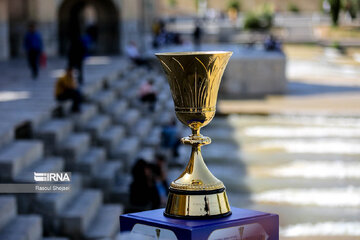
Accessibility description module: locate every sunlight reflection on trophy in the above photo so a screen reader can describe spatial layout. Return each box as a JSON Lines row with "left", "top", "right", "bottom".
{"left": 156, "top": 51, "right": 233, "bottom": 218}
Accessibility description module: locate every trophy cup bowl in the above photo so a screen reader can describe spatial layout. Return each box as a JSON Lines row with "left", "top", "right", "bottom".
{"left": 156, "top": 51, "right": 233, "bottom": 218}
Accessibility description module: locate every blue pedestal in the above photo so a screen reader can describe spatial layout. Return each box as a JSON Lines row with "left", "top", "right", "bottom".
{"left": 120, "top": 207, "right": 279, "bottom": 240}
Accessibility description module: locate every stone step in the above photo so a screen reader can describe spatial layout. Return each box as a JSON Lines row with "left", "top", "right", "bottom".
{"left": 71, "top": 104, "right": 98, "bottom": 129}
{"left": 203, "top": 117, "right": 230, "bottom": 129}
{"left": 248, "top": 160, "right": 360, "bottom": 180}
{"left": 35, "top": 174, "right": 82, "bottom": 216}
{"left": 82, "top": 79, "right": 103, "bottom": 99}
{"left": 94, "top": 161, "right": 123, "bottom": 189}
{"left": 204, "top": 162, "right": 360, "bottom": 194}
{"left": 0, "top": 215, "right": 42, "bottom": 240}
{"left": 0, "top": 196, "right": 17, "bottom": 230}
{"left": 58, "top": 133, "right": 90, "bottom": 165}
{"left": 43, "top": 237, "right": 69, "bottom": 240}
{"left": 228, "top": 115, "right": 360, "bottom": 129}
{"left": 201, "top": 127, "right": 238, "bottom": 143}
{"left": 105, "top": 100, "right": 128, "bottom": 121}
{"left": 91, "top": 90, "right": 116, "bottom": 112}
{"left": 115, "top": 109, "right": 140, "bottom": 129}
{"left": 228, "top": 193, "right": 360, "bottom": 226}
{"left": 242, "top": 151, "right": 360, "bottom": 167}
{"left": 201, "top": 142, "right": 242, "bottom": 164}
{"left": 0, "top": 123, "right": 14, "bottom": 149}
{"left": 281, "top": 236, "right": 358, "bottom": 240}
{"left": 131, "top": 118, "right": 153, "bottom": 139}
{"left": 143, "top": 127, "right": 162, "bottom": 147}
{"left": 204, "top": 124, "right": 360, "bottom": 143}
{"left": 61, "top": 189, "right": 103, "bottom": 238}
{"left": 154, "top": 111, "right": 174, "bottom": 126}
{"left": 83, "top": 115, "right": 112, "bottom": 141}
{"left": 99, "top": 126, "right": 125, "bottom": 154}
{"left": 112, "top": 137, "right": 140, "bottom": 170}
{"left": 0, "top": 140, "right": 44, "bottom": 181}
{"left": 136, "top": 147, "right": 155, "bottom": 162}
{"left": 36, "top": 119, "right": 73, "bottom": 154}
{"left": 14, "top": 157, "right": 65, "bottom": 183}
{"left": 111, "top": 79, "right": 131, "bottom": 97}
{"left": 75, "top": 148, "right": 106, "bottom": 175}
{"left": 229, "top": 176, "right": 360, "bottom": 195}
{"left": 84, "top": 205, "right": 122, "bottom": 240}
{"left": 123, "top": 86, "right": 139, "bottom": 101}
{"left": 110, "top": 174, "right": 132, "bottom": 206}
{"left": 104, "top": 70, "right": 121, "bottom": 87}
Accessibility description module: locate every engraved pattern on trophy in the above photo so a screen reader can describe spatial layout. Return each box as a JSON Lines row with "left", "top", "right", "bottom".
{"left": 156, "top": 51, "right": 233, "bottom": 218}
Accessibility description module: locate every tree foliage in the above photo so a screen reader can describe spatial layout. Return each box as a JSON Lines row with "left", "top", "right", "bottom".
{"left": 244, "top": 4, "right": 274, "bottom": 31}
{"left": 227, "top": 0, "right": 241, "bottom": 12}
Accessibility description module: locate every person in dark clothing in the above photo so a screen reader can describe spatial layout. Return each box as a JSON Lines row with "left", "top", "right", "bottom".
{"left": 193, "top": 20, "right": 202, "bottom": 50}
{"left": 161, "top": 119, "right": 181, "bottom": 157}
{"left": 129, "top": 159, "right": 161, "bottom": 211}
{"left": 152, "top": 154, "right": 169, "bottom": 207}
{"left": 67, "top": 35, "right": 88, "bottom": 85}
{"left": 24, "top": 23, "right": 43, "bottom": 79}
{"left": 264, "top": 34, "right": 283, "bottom": 52}
{"left": 125, "top": 41, "right": 151, "bottom": 69}
{"left": 55, "top": 67, "right": 82, "bottom": 113}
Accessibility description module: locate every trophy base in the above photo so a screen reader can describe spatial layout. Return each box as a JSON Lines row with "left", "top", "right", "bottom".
{"left": 120, "top": 207, "right": 279, "bottom": 240}
{"left": 164, "top": 188, "right": 231, "bottom": 219}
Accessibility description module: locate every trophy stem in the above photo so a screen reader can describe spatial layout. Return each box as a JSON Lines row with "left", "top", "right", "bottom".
{"left": 191, "top": 128, "right": 200, "bottom": 136}
{"left": 181, "top": 128, "right": 211, "bottom": 146}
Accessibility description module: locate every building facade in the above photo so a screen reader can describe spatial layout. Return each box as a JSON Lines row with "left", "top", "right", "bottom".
{"left": 0, "top": 0, "right": 322, "bottom": 60}
{"left": 0, "top": 0, "right": 160, "bottom": 60}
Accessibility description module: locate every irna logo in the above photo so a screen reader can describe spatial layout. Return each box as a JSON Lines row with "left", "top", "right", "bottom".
{"left": 34, "top": 172, "right": 71, "bottom": 182}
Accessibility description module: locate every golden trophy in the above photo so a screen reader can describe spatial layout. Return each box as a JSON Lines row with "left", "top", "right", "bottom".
{"left": 156, "top": 51, "right": 232, "bottom": 218}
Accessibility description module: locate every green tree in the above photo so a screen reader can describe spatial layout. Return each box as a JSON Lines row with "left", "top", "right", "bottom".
{"left": 243, "top": 3, "right": 274, "bottom": 31}
{"left": 227, "top": 0, "right": 241, "bottom": 12}
{"left": 288, "top": 3, "right": 300, "bottom": 13}
{"left": 168, "top": 0, "right": 177, "bottom": 8}
{"left": 343, "top": 0, "right": 359, "bottom": 19}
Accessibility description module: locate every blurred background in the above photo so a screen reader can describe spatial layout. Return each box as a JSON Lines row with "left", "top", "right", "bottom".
{"left": 0, "top": 0, "right": 360, "bottom": 239}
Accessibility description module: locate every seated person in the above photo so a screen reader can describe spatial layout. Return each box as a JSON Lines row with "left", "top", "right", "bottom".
{"left": 129, "top": 159, "right": 161, "bottom": 212}
{"left": 125, "top": 41, "right": 150, "bottom": 68}
{"left": 264, "top": 34, "right": 282, "bottom": 52}
{"left": 54, "top": 67, "right": 82, "bottom": 113}
{"left": 138, "top": 79, "right": 157, "bottom": 112}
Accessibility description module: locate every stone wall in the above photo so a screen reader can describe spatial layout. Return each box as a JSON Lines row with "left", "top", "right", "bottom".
{"left": 222, "top": 52, "right": 287, "bottom": 98}
{"left": 0, "top": 0, "right": 9, "bottom": 60}
{"left": 30, "top": 0, "right": 58, "bottom": 56}
{"left": 145, "top": 44, "right": 287, "bottom": 98}
{"left": 120, "top": 0, "right": 145, "bottom": 53}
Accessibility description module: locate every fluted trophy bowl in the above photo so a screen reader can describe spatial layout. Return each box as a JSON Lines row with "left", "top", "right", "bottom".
{"left": 156, "top": 51, "right": 232, "bottom": 218}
